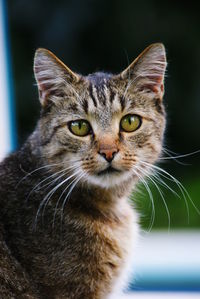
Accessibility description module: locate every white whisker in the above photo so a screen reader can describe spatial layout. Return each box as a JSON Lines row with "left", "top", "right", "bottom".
{"left": 52, "top": 169, "right": 82, "bottom": 228}
{"left": 26, "top": 169, "right": 66, "bottom": 202}
{"left": 145, "top": 171, "right": 171, "bottom": 232}
{"left": 26, "top": 163, "right": 81, "bottom": 203}
{"left": 33, "top": 169, "right": 80, "bottom": 230}
{"left": 140, "top": 161, "right": 200, "bottom": 217}
{"left": 16, "top": 163, "right": 59, "bottom": 187}
{"left": 160, "top": 148, "right": 200, "bottom": 163}
{"left": 60, "top": 171, "right": 86, "bottom": 227}
{"left": 132, "top": 168, "right": 155, "bottom": 232}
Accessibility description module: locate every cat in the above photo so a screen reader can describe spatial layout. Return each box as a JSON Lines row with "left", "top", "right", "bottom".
{"left": 0, "top": 43, "right": 166, "bottom": 299}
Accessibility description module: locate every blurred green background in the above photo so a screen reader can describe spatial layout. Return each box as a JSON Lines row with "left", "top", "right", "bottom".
{"left": 7, "top": 0, "right": 200, "bottom": 229}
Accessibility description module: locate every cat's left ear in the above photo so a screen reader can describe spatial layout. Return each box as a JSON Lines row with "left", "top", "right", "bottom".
{"left": 119, "top": 43, "right": 167, "bottom": 99}
{"left": 34, "top": 48, "right": 80, "bottom": 106}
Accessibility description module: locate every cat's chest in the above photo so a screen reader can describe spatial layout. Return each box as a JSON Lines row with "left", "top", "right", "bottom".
{"left": 31, "top": 202, "right": 137, "bottom": 294}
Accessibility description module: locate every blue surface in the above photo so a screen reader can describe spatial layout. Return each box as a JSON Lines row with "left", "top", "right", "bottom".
{"left": 126, "top": 231, "right": 200, "bottom": 293}
{"left": 128, "top": 271, "right": 200, "bottom": 292}
{"left": 1, "top": 0, "right": 16, "bottom": 150}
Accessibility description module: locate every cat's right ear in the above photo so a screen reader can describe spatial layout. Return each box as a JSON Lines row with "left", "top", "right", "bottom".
{"left": 34, "top": 48, "right": 80, "bottom": 106}
{"left": 117, "top": 43, "right": 167, "bottom": 100}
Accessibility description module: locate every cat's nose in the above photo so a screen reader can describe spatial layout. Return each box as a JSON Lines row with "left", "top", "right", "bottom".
{"left": 98, "top": 135, "right": 119, "bottom": 163}
{"left": 98, "top": 148, "right": 118, "bottom": 163}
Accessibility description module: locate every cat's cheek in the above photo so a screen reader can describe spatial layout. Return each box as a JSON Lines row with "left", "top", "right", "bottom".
{"left": 142, "top": 139, "right": 163, "bottom": 163}
{"left": 112, "top": 152, "right": 136, "bottom": 171}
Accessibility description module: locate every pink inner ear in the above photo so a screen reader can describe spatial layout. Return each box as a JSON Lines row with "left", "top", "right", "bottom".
{"left": 139, "top": 74, "right": 164, "bottom": 94}
{"left": 39, "top": 79, "right": 53, "bottom": 92}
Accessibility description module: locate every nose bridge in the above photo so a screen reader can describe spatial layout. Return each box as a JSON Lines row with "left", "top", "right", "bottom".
{"left": 98, "top": 134, "right": 119, "bottom": 162}
{"left": 99, "top": 134, "right": 118, "bottom": 150}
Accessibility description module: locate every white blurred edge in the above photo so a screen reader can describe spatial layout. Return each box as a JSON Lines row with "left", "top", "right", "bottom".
{"left": 122, "top": 292, "right": 200, "bottom": 298}
{"left": 0, "top": 0, "right": 14, "bottom": 161}
{"left": 134, "top": 230, "right": 200, "bottom": 279}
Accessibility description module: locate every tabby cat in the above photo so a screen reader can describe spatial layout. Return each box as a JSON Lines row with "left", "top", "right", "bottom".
{"left": 0, "top": 43, "right": 166, "bottom": 298}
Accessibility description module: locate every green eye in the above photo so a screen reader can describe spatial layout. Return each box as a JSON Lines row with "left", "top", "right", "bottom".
{"left": 69, "top": 120, "right": 91, "bottom": 136}
{"left": 120, "top": 114, "right": 141, "bottom": 132}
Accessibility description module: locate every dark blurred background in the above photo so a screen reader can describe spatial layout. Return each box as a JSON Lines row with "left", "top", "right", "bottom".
{"left": 7, "top": 0, "right": 200, "bottom": 229}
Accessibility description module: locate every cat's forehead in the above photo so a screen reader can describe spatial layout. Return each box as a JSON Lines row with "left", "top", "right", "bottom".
{"left": 58, "top": 71, "right": 163, "bottom": 131}
{"left": 84, "top": 72, "right": 123, "bottom": 114}
{"left": 86, "top": 72, "right": 112, "bottom": 85}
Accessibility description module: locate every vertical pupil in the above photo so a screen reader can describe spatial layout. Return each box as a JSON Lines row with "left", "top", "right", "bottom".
{"left": 128, "top": 117, "right": 132, "bottom": 125}
{"left": 78, "top": 122, "right": 82, "bottom": 130}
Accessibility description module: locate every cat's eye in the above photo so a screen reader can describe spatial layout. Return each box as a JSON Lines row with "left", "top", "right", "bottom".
{"left": 120, "top": 114, "right": 141, "bottom": 132}
{"left": 69, "top": 120, "right": 91, "bottom": 137}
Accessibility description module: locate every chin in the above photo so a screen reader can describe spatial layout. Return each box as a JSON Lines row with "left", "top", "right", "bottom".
{"left": 86, "top": 170, "right": 135, "bottom": 189}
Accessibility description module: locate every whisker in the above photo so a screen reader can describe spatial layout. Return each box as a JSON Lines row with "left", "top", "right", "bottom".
{"left": 17, "top": 158, "right": 82, "bottom": 187}
{"left": 160, "top": 148, "right": 200, "bottom": 163}
{"left": 33, "top": 169, "right": 80, "bottom": 230}
{"left": 135, "top": 165, "right": 171, "bottom": 231}
{"left": 52, "top": 169, "right": 82, "bottom": 228}
{"left": 132, "top": 168, "right": 155, "bottom": 232}
{"left": 137, "top": 165, "right": 181, "bottom": 200}
{"left": 140, "top": 161, "right": 200, "bottom": 218}
{"left": 16, "top": 163, "right": 59, "bottom": 187}
{"left": 26, "top": 163, "right": 81, "bottom": 203}
{"left": 60, "top": 171, "right": 86, "bottom": 228}
{"left": 26, "top": 169, "right": 66, "bottom": 202}
{"left": 160, "top": 148, "right": 187, "bottom": 166}
{"left": 37, "top": 164, "right": 80, "bottom": 192}
{"left": 40, "top": 169, "right": 81, "bottom": 224}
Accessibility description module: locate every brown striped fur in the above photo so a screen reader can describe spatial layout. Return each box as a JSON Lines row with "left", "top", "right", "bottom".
{"left": 0, "top": 43, "right": 167, "bottom": 298}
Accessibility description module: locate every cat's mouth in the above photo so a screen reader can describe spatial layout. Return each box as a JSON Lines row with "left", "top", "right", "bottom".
{"left": 97, "top": 166, "right": 122, "bottom": 176}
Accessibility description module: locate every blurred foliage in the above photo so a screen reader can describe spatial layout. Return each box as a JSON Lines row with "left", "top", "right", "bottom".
{"left": 134, "top": 164, "right": 200, "bottom": 230}
{"left": 135, "top": 177, "right": 200, "bottom": 230}
{"left": 7, "top": 0, "right": 200, "bottom": 228}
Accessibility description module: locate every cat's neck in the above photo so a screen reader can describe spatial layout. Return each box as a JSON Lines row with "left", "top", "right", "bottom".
{"left": 67, "top": 182, "right": 134, "bottom": 222}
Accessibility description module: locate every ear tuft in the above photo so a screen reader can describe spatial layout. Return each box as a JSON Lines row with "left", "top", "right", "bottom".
{"left": 34, "top": 48, "right": 80, "bottom": 106}
{"left": 121, "top": 43, "right": 167, "bottom": 99}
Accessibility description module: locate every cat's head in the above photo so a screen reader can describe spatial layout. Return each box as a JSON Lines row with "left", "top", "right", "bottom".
{"left": 34, "top": 43, "right": 167, "bottom": 189}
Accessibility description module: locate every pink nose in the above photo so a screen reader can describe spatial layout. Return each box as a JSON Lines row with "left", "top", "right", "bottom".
{"left": 98, "top": 148, "right": 118, "bottom": 162}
